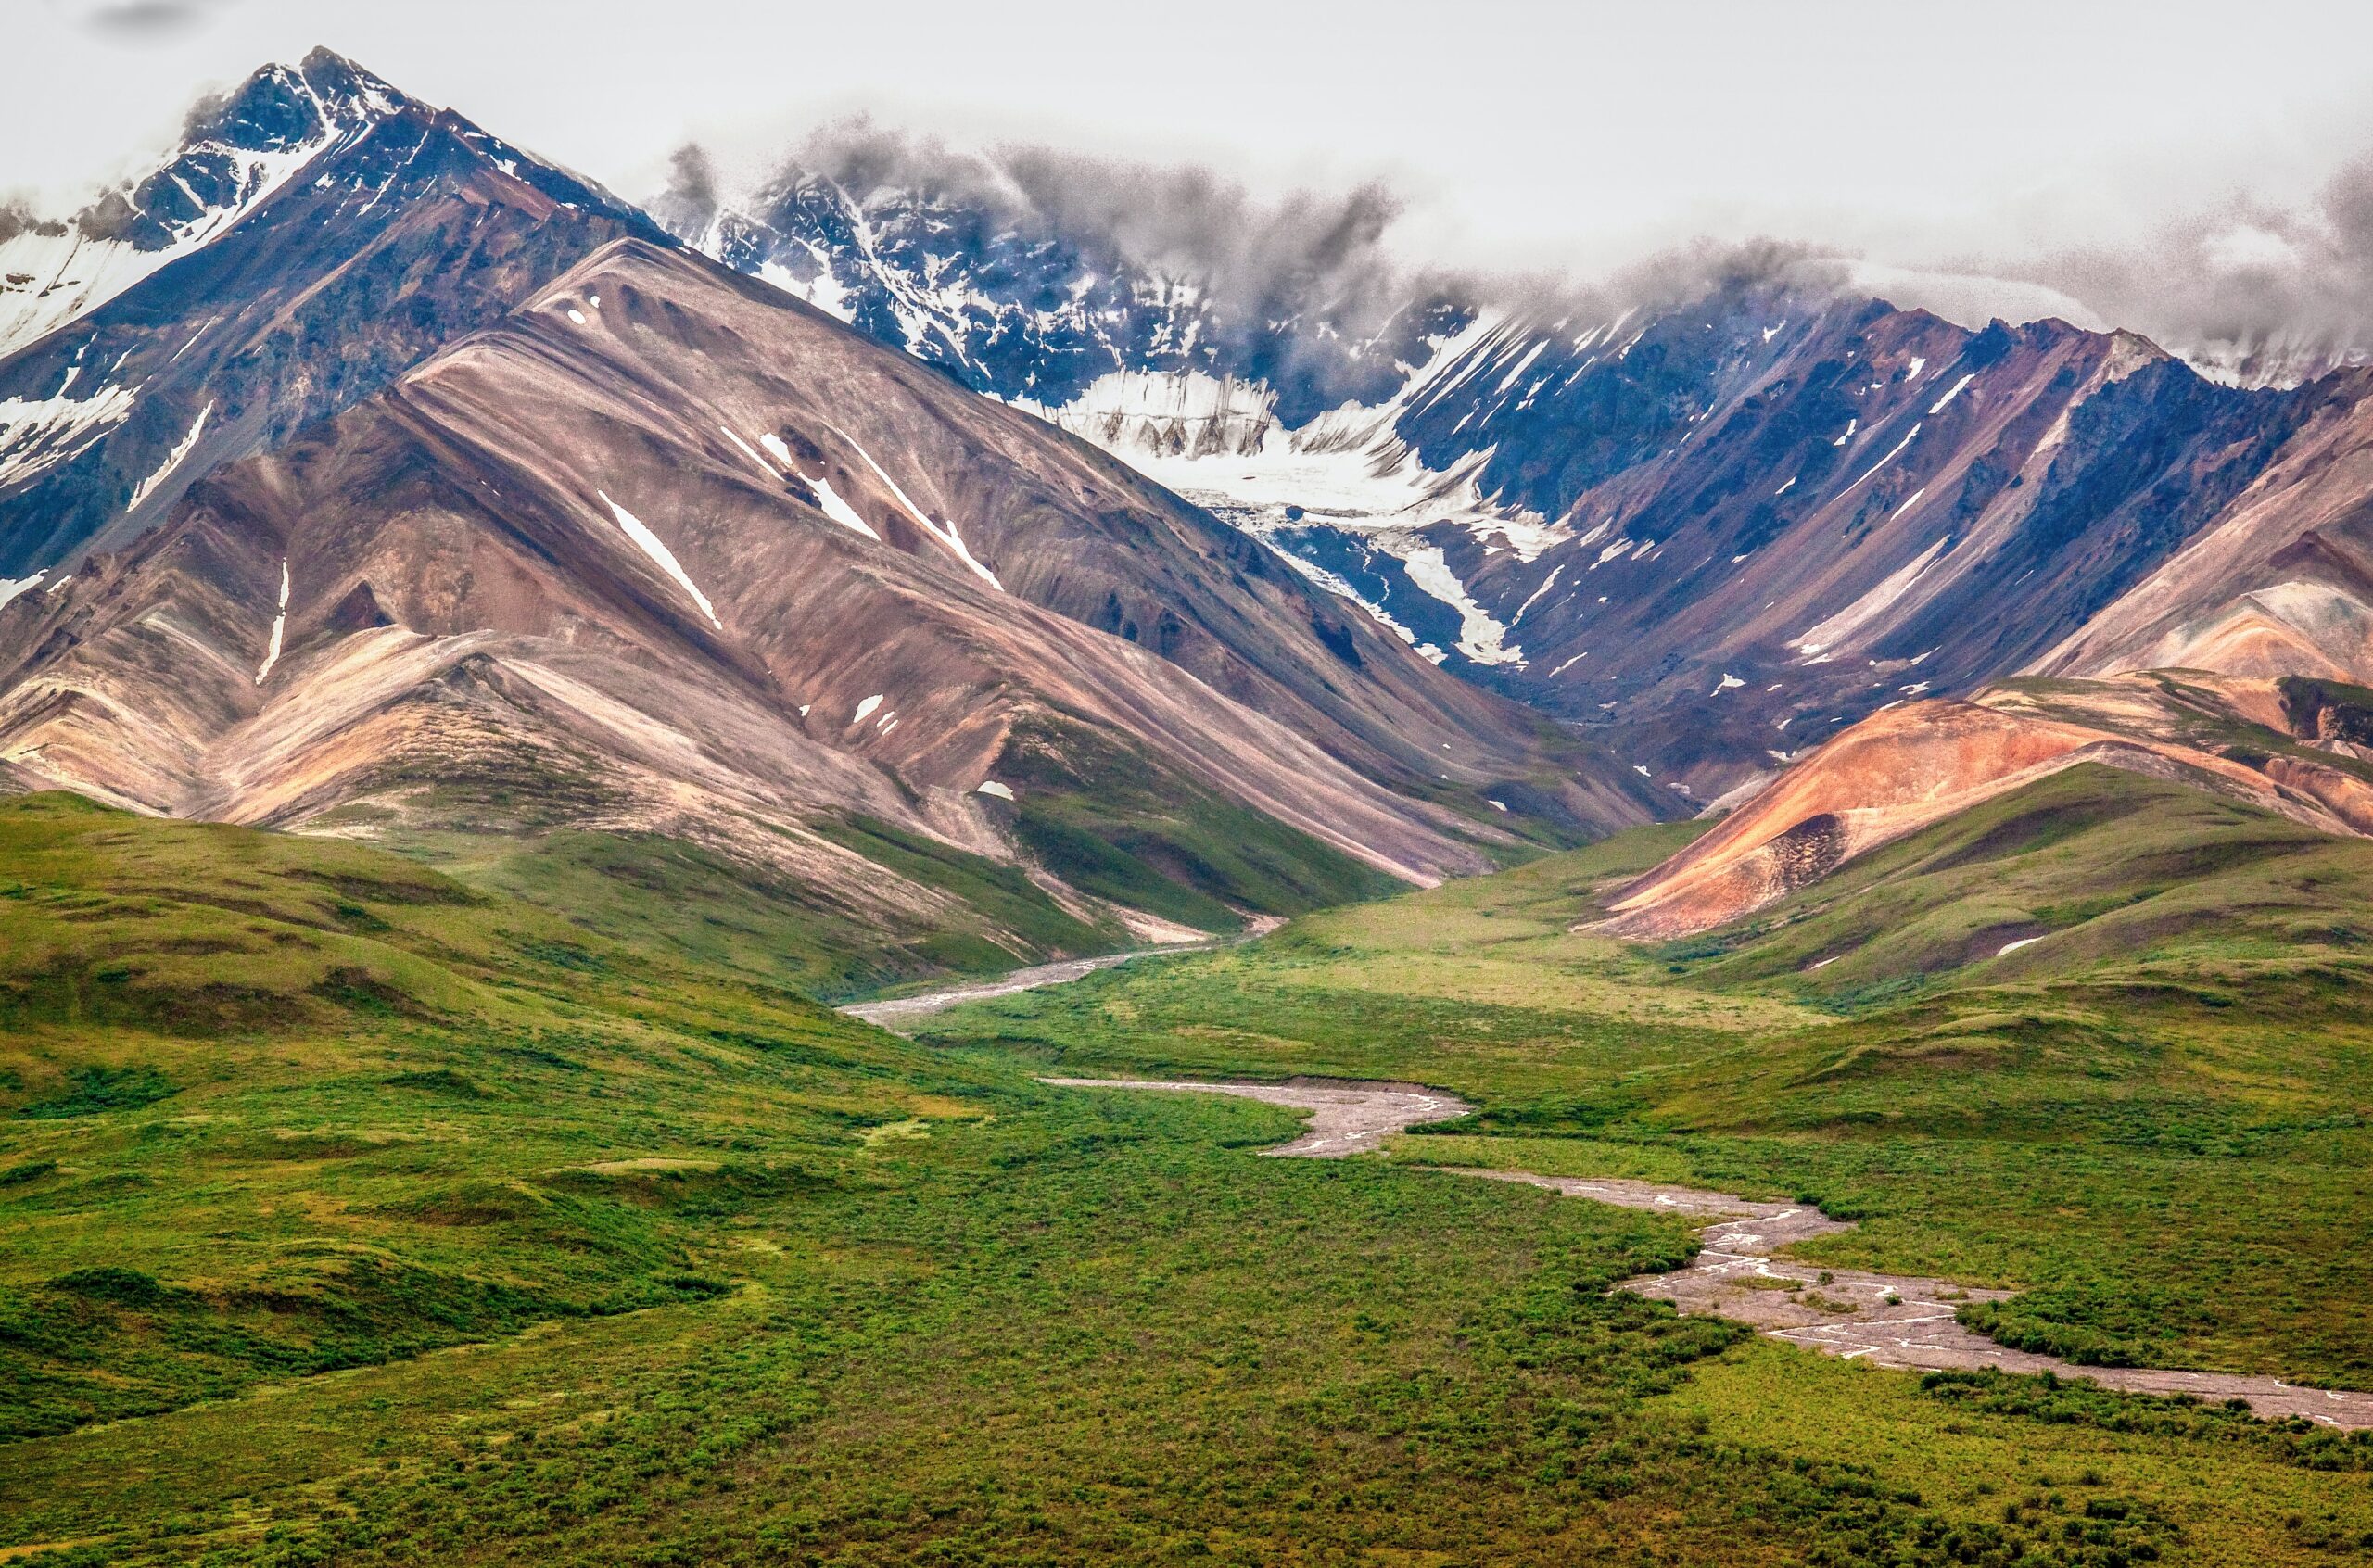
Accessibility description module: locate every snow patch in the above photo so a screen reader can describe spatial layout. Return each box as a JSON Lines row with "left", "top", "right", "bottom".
{"left": 1794, "top": 536, "right": 1951, "bottom": 657}
{"left": 1997, "top": 936, "right": 2042, "bottom": 957}
{"left": 0, "top": 374, "right": 139, "bottom": 490}
{"left": 1839, "top": 422, "right": 1923, "bottom": 498}
{"left": 717, "top": 424, "right": 775, "bottom": 480}
{"left": 853, "top": 693, "right": 884, "bottom": 723}
{"left": 596, "top": 490, "right": 722, "bottom": 629}
{"left": 1512, "top": 563, "right": 1567, "bottom": 625}
{"left": 807, "top": 472, "right": 882, "bottom": 540}
{"left": 254, "top": 559, "right": 290, "bottom": 684}
{"left": 0, "top": 118, "right": 356, "bottom": 358}
{"left": 1267, "top": 550, "right": 1440, "bottom": 659}
{"left": 749, "top": 422, "right": 882, "bottom": 538}
{"left": 1402, "top": 546, "right": 1524, "bottom": 666}
{"left": 833, "top": 428, "right": 1001, "bottom": 589}
{"left": 976, "top": 780, "right": 1015, "bottom": 800}
{"left": 1928, "top": 373, "right": 1976, "bottom": 414}
{"left": 126, "top": 400, "right": 212, "bottom": 513}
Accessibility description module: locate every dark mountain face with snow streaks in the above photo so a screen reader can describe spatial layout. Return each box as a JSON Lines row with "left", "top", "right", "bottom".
{"left": 0, "top": 49, "right": 664, "bottom": 586}
{"left": 666, "top": 164, "right": 2345, "bottom": 799}
{"left": 663, "top": 150, "right": 1461, "bottom": 437}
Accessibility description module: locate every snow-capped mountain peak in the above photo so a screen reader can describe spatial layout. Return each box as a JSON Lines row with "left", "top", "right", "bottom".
{"left": 0, "top": 49, "right": 408, "bottom": 359}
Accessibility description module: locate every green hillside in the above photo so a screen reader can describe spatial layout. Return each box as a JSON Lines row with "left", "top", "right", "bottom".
{"left": 6, "top": 783, "right": 2372, "bottom": 1565}
{"left": 920, "top": 765, "right": 2373, "bottom": 1385}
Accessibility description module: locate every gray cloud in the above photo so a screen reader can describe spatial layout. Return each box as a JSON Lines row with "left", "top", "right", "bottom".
{"left": 675, "top": 120, "right": 1875, "bottom": 348}
{"left": 647, "top": 142, "right": 721, "bottom": 235}
{"left": 739, "top": 119, "right": 1424, "bottom": 346}
{"left": 2020, "top": 157, "right": 2373, "bottom": 382}
{"left": 58, "top": 0, "right": 235, "bottom": 38}
{"left": 667, "top": 110, "right": 2373, "bottom": 387}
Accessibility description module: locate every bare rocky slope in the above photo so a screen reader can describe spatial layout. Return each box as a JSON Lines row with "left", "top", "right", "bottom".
{"left": 1602, "top": 675, "right": 2373, "bottom": 938}
{"left": 1607, "top": 365, "right": 2373, "bottom": 939}
{"left": 28, "top": 48, "right": 2373, "bottom": 974}
{"left": 0, "top": 52, "right": 1667, "bottom": 988}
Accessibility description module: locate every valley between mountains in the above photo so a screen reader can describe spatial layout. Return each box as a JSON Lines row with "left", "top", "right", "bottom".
{"left": 6, "top": 40, "right": 2373, "bottom": 1568}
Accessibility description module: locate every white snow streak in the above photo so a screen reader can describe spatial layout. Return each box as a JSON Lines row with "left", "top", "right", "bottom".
{"left": 0, "top": 572, "right": 45, "bottom": 611}
{"left": 0, "top": 376, "right": 139, "bottom": 490}
{"left": 1997, "top": 936, "right": 2042, "bottom": 957}
{"left": 807, "top": 473, "right": 882, "bottom": 540}
{"left": 1403, "top": 546, "right": 1524, "bottom": 666}
{"left": 596, "top": 490, "right": 722, "bottom": 629}
{"left": 1793, "top": 535, "right": 1950, "bottom": 656}
{"left": 1928, "top": 373, "right": 1976, "bottom": 414}
{"left": 1839, "top": 423, "right": 1922, "bottom": 498}
{"left": 834, "top": 429, "right": 1002, "bottom": 589}
{"left": 976, "top": 780, "right": 1015, "bottom": 801}
{"left": 254, "top": 559, "right": 290, "bottom": 684}
{"left": 745, "top": 429, "right": 878, "bottom": 539}
{"left": 126, "top": 400, "right": 212, "bottom": 512}
{"left": 1511, "top": 563, "right": 1567, "bottom": 625}
{"left": 717, "top": 424, "right": 775, "bottom": 480}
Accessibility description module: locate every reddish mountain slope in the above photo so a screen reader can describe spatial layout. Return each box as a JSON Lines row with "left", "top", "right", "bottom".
{"left": 1601, "top": 673, "right": 2373, "bottom": 939}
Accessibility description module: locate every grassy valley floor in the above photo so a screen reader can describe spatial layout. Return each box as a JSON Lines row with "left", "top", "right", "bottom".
{"left": 6, "top": 778, "right": 2373, "bottom": 1563}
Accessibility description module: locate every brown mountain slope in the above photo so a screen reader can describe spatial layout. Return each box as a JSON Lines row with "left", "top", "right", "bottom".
{"left": 1599, "top": 355, "right": 2373, "bottom": 941}
{"left": 2036, "top": 368, "right": 2373, "bottom": 686}
{"left": 1599, "top": 674, "right": 2373, "bottom": 939}
{"left": 0, "top": 239, "right": 1648, "bottom": 975}
{"left": 0, "top": 49, "right": 671, "bottom": 582}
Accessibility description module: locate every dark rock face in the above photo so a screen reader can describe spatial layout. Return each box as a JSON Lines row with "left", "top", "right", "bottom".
{"left": 0, "top": 49, "right": 666, "bottom": 580}
{"left": 1384, "top": 294, "right": 2318, "bottom": 795}
{"left": 672, "top": 167, "right": 1462, "bottom": 424}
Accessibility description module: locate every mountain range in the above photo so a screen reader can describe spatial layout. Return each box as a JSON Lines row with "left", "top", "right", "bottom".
{"left": 0, "top": 53, "right": 1656, "bottom": 994}
{"left": 6, "top": 48, "right": 2373, "bottom": 981}
{"left": 654, "top": 138, "right": 2373, "bottom": 932}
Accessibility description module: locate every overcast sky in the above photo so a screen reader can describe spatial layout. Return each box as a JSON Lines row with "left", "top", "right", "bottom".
{"left": 17, "top": 0, "right": 2373, "bottom": 289}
